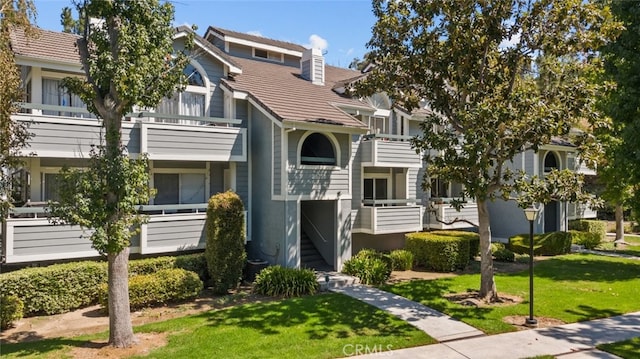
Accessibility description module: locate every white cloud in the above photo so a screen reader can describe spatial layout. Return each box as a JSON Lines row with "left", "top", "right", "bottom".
{"left": 499, "top": 32, "right": 521, "bottom": 49}
{"left": 247, "top": 30, "right": 263, "bottom": 37}
{"left": 346, "top": 48, "right": 354, "bottom": 56}
{"left": 304, "top": 34, "right": 329, "bottom": 51}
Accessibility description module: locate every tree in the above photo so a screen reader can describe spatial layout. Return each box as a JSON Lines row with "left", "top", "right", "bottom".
{"left": 49, "top": 0, "right": 193, "bottom": 347}
{"left": 600, "top": 0, "right": 640, "bottom": 234}
{"left": 358, "top": 0, "right": 619, "bottom": 301}
{"left": 60, "top": 6, "right": 84, "bottom": 34}
{"left": 0, "top": 0, "right": 36, "bottom": 218}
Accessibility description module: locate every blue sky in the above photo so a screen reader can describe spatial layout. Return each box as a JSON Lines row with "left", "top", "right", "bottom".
{"left": 32, "top": 0, "right": 376, "bottom": 68}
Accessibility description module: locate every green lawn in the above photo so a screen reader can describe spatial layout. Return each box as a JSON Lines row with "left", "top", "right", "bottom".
{"left": 598, "top": 337, "right": 640, "bottom": 358}
{"left": 381, "top": 254, "right": 640, "bottom": 335}
{"left": 1, "top": 293, "right": 434, "bottom": 359}
{"left": 597, "top": 235, "right": 640, "bottom": 257}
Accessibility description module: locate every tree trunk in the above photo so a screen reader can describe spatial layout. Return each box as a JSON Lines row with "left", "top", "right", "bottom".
{"left": 615, "top": 203, "right": 624, "bottom": 242}
{"left": 107, "top": 247, "right": 136, "bottom": 347}
{"left": 477, "top": 198, "right": 498, "bottom": 302}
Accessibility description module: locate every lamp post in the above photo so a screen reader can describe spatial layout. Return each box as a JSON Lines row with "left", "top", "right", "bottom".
{"left": 523, "top": 206, "right": 538, "bottom": 327}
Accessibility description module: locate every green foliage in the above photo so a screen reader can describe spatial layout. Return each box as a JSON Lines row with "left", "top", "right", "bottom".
{"left": 252, "top": 266, "right": 318, "bottom": 297}
{"left": 508, "top": 232, "right": 573, "bottom": 256}
{"left": 98, "top": 268, "right": 203, "bottom": 311}
{"left": 0, "top": 295, "right": 24, "bottom": 330}
{"left": 405, "top": 232, "right": 471, "bottom": 272}
{"left": 0, "top": 253, "right": 207, "bottom": 316}
{"left": 342, "top": 249, "right": 393, "bottom": 285}
{"left": 569, "top": 220, "right": 607, "bottom": 242}
{"left": 491, "top": 243, "right": 515, "bottom": 262}
{"left": 431, "top": 230, "right": 479, "bottom": 259}
{"left": 568, "top": 230, "right": 602, "bottom": 250}
{"left": 0, "top": 261, "right": 107, "bottom": 316}
{"left": 205, "top": 191, "right": 247, "bottom": 294}
{"left": 389, "top": 250, "right": 414, "bottom": 271}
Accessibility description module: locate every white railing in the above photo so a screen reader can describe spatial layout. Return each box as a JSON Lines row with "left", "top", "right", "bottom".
{"left": 362, "top": 198, "right": 419, "bottom": 207}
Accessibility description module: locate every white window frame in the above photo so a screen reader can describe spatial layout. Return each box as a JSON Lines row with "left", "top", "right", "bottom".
{"left": 296, "top": 131, "right": 341, "bottom": 169}
{"left": 150, "top": 167, "right": 209, "bottom": 205}
{"left": 252, "top": 48, "right": 284, "bottom": 63}
{"left": 362, "top": 170, "right": 392, "bottom": 207}
{"left": 156, "top": 60, "right": 211, "bottom": 120}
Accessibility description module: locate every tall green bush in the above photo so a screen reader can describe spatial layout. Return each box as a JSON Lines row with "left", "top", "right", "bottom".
{"left": 389, "top": 249, "right": 414, "bottom": 271}
{"left": 205, "top": 191, "right": 247, "bottom": 293}
{"left": 568, "top": 220, "right": 607, "bottom": 241}
{"left": 342, "top": 249, "right": 392, "bottom": 285}
{"left": 431, "top": 230, "right": 480, "bottom": 259}
{"left": 253, "top": 266, "right": 318, "bottom": 297}
{"left": 508, "top": 231, "right": 572, "bottom": 256}
{"left": 569, "top": 230, "right": 602, "bottom": 250}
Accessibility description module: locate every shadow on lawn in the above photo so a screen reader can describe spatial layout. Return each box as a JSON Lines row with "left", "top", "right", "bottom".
{"left": 1, "top": 337, "right": 92, "bottom": 357}
{"left": 198, "top": 292, "right": 421, "bottom": 339}
{"left": 506, "top": 254, "right": 640, "bottom": 282}
{"left": 564, "top": 304, "right": 623, "bottom": 322}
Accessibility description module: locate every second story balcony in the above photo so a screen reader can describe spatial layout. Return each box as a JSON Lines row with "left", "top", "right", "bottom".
{"left": 12, "top": 103, "right": 246, "bottom": 162}
{"left": 354, "top": 199, "right": 423, "bottom": 235}
{"left": 360, "top": 134, "right": 422, "bottom": 168}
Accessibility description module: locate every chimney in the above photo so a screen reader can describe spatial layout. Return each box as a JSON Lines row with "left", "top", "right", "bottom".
{"left": 301, "top": 48, "right": 324, "bottom": 85}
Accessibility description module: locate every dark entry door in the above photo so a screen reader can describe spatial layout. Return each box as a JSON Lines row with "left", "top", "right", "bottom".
{"left": 544, "top": 201, "right": 558, "bottom": 233}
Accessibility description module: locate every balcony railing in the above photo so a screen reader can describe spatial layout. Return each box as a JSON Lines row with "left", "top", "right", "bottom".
{"left": 356, "top": 199, "right": 423, "bottom": 235}
{"left": 12, "top": 103, "right": 246, "bottom": 162}
{"left": 361, "top": 134, "right": 422, "bottom": 167}
{"left": 428, "top": 201, "right": 478, "bottom": 230}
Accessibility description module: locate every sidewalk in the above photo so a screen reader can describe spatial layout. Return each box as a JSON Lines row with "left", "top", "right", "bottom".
{"left": 353, "top": 311, "right": 640, "bottom": 358}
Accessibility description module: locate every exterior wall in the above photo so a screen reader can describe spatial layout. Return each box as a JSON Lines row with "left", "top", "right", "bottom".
{"left": 273, "top": 124, "right": 282, "bottom": 196}
{"left": 488, "top": 199, "right": 543, "bottom": 239}
{"left": 352, "top": 233, "right": 405, "bottom": 253}
{"left": 144, "top": 215, "right": 206, "bottom": 253}
{"left": 227, "top": 42, "right": 253, "bottom": 59}
{"left": 284, "top": 54, "right": 300, "bottom": 68}
{"left": 247, "top": 104, "right": 287, "bottom": 264}
{"left": 360, "top": 140, "right": 421, "bottom": 167}
{"left": 144, "top": 124, "right": 245, "bottom": 161}
{"left": 286, "top": 130, "right": 350, "bottom": 198}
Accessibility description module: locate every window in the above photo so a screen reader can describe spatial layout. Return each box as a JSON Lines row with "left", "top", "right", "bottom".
{"left": 43, "top": 173, "right": 61, "bottom": 202}
{"left": 430, "top": 178, "right": 464, "bottom": 198}
{"left": 363, "top": 178, "right": 388, "bottom": 206}
{"left": 153, "top": 173, "right": 205, "bottom": 205}
{"left": 544, "top": 152, "right": 559, "bottom": 173}
{"left": 300, "top": 133, "right": 337, "bottom": 166}
{"left": 42, "top": 78, "right": 89, "bottom": 117}
{"left": 253, "top": 48, "right": 283, "bottom": 62}
{"left": 156, "top": 62, "right": 208, "bottom": 124}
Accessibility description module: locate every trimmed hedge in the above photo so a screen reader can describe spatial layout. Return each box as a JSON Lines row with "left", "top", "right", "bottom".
{"left": 253, "top": 266, "right": 318, "bottom": 297}
{"left": 405, "top": 232, "right": 471, "bottom": 272}
{"left": 0, "top": 253, "right": 208, "bottom": 317}
{"left": 569, "top": 220, "right": 607, "bottom": 242}
{"left": 389, "top": 250, "right": 414, "bottom": 271}
{"left": 491, "top": 243, "right": 515, "bottom": 262}
{"left": 1, "top": 295, "right": 24, "bottom": 330}
{"left": 342, "top": 249, "right": 392, "bottom": 285}
{"left": 427, "top": 230, "right": 480, "bottom": 259}
{"left": 569, "top": 230, "right": 602, "bottom": 250}
{"left": 98, "top": 268, "right": 203, "bottom": 311}
{"left": 508, "top": 231, "right": 572, "bottom": 256}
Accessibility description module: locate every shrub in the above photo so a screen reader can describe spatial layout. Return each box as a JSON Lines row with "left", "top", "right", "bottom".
{"left": 405, "top": 232, "right": 471, "bottom": 272}
{"left": 569, "top": 230, "right": 602, "bottom": 250}
{"left": 430, "top": 230, "right": 480, "bottom": 259}
{"left": 0, "top": 253, "right": 207, "bottom": 317}
{"left": 342, "top": 249, "right": 392, "bottom": 285}
{"left": 491, "top": 243, "right": 515, "bottom": 262}
{"left": 205, "top": 191, "right": 247, "bottom": 294}
{"left": 508, "top": 231, "right": 572, "bottom": 256}
{"left": 0, "top": 261, "right": 107, "bottom": 316}
{"left": 1, "top": 295, "right": 24, "bottom": 330}
{"left": 253, "top": 266, "right": 318, "bottom": 297}
{"left": 389, "top": 250, "right": 414, "bottom": 271}
{"left": 568, "top": 220, "right": 607, "bottom": 241}
{"left": 98, "top": 268, "right": 203, "bottom": 311}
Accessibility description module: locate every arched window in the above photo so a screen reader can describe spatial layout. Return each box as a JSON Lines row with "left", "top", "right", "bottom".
{"left": 544, "top": 152, "right": 559, "bottom": 173}
{"left": 157, "top": 61, "right": 209, "bottom": 122}
{"left": 300, "top": 133, "right": 336, "bottom": 166}
{"left": 184, "top": 63, "right": 205, "bottom": 87}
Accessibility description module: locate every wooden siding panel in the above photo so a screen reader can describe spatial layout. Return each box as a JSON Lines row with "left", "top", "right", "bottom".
{"left": 375, "top": 141, "right": 421, "bottom": 165}
{"left": 146, "top": 218, "right": 206, "bottom": 249}
{"left": 146, "top": 127, "right": 244, "bottom": 159}
{"left": 375, "top": 206, "right": 422, "bottom": 232}
{"left": 273, "top": 124, "right": 281, "bottom": 195}
{"left": 12, "top": 224, "right": 95, "bottom": 256}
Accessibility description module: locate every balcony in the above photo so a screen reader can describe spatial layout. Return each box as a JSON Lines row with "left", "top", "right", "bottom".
{"left": 355, "top": 199, "right": 423, "bottom": 235}
{"left": 568, "top": 202, "right": 597, "bottom": 220}
{"left": 11, "top": 103, "right": 246, "bottom": 162}
{"left": 428, "top": 200, "right": 479, "bottom": 230}
{"left": 361, "top": 134, "right": 422, "bottom": 168}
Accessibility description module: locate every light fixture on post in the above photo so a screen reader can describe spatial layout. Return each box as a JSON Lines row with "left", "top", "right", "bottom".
{"left": 523, "top": 206, "right": 538, "bottom": 327}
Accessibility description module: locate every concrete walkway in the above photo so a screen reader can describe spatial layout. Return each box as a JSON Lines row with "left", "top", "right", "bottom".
{"left": 353, "top": 311, "right": 640, "bottom": 358}
{"left": 331, "top": 285, "right": 485, "bottom": 342}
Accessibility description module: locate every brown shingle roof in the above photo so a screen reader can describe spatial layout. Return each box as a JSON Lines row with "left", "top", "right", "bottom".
{"left": 10, "top": 27, "right": 81, "bottom": 64}
{"left": 221, "top": 55, "right": 370, "bottom": 128}
{"left": 207, "top": 26, "right": 307, "bottom": 53}
{"left": 175, "top": 25, "right": 242, "bottom": 72}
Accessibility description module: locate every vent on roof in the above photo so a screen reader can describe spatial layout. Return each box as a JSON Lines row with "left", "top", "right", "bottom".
{"left": 301, "top": 48, "right": 324, "bottom": 85}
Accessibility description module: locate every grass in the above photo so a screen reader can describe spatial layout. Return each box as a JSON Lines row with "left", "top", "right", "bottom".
{"left": 598, "top": 337, "right": 640, "bottom": 358}
{"left": 597, "top": 235, "right": 640, "bottom": 257}
{"left": 381, "top": 254, "right": 640, "bottom": 335}
{"left": 1, "top": 293, "right": 434, "bottom": 359}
